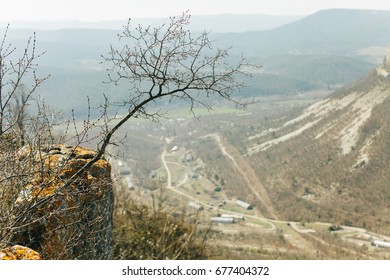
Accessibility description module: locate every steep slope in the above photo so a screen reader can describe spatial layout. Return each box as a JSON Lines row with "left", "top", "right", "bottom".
{"left": 243, "top": 62, "right": 390, "bottom": 233}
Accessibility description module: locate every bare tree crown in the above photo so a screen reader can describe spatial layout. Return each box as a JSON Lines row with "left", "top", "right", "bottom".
{"left": 97, "top": 12, "right": 256, "bottom": 157}
{"left": 102, "top": 12, "right": 253, "bottom": 116}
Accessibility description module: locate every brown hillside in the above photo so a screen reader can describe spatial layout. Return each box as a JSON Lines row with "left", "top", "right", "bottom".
{"left": 241, "top": 68, "right": 390, "bottom": 233}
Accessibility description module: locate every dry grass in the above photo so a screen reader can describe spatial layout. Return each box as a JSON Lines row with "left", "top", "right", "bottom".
{"left": 112, "top": 185, "right": 209, "bottom": 260}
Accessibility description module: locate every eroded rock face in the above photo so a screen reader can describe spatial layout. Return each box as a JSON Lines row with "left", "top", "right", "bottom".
{"left": 12, "top": 145, "right": 113, "bottom": 259}
{"left": 0, "top": 245, "right": 41, "bottom": 260}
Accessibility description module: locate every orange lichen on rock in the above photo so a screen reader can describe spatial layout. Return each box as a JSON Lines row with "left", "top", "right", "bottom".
{"left": 12, "top": 144, "right": 114, "bottom": 260}
{"left": 0, "top": 245, "right": 42, "bottom": 260}
{"left": 17, "top": 144, "right": 112, "bottom": 201}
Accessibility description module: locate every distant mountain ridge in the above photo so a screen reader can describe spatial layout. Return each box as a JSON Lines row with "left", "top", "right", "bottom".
{"left": 0, "top": 13, "right": 301, "bottom": 33}
{"left": 2, "top": 9, "right": 390, "bottom": 114}
{"left": 212, "top": 9, "right": 390, "bottom": 56}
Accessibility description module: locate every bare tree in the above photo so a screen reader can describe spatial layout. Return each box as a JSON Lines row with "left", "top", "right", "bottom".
{"left": 95, "top": 11, "right": 255, "bottom": 163}
{"left": 42, "top": 11, "right": 256, "bottom": 192}
{"left": 0, "top": 13, "right": 257, "bottom": 259}
{"left": 0, "top": 25, "right": 48, "bottom": 140}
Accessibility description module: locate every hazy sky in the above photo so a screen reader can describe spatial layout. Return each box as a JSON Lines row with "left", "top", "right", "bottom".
{"left": 3, "top": 0, "right": 390, "bottom": 21}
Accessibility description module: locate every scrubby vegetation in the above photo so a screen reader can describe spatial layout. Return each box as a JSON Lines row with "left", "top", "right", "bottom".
{"left": 112, "top": 186, "right": 209, "bottom": 260}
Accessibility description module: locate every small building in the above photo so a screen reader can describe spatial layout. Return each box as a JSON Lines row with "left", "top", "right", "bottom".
{"left": 211, "top": 217, "right": 234, "bottom": 224}
{"left": 120, "top": 168, "right": 131, "bottom": 176}
{"left": 221, "top": 214, "right": 245, "bottom": 221}
{"left": 149, "top": 170, "right": 158, "bottom": 179}
{"left": 371, "top": 240, "right": 390, "bottom": 249}
{"left": 235, "top": 199, "right": 253, "bottom": 210}
{"left": 386, "top": 42, "right": 390, "bottom": 66}
{"left": 117, "top": 161, "right": 130, "bottom": 176}
{"left": 124, "top": 176, "right": 135, "bottom": 190}
{"left": 182, "top": 152, "right": 194, "bottom": 163}
{"left": 171, "top": 146, "right": 179, "bottom": 152}
{"left": 188, "top": 170, "right": 199, "bottom": 180}
{"left": 188, "top": 202, "right": 204, "bottom": 211}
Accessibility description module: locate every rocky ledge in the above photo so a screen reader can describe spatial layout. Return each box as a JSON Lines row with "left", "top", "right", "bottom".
{"left": 0, "top": 245, "right": 41, "bottom": 260}
{"left": 11, "top": 145, "right": 113, "bottom": 259}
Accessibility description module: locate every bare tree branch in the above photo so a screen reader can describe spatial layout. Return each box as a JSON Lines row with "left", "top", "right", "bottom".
{"left": 97, "top": 11, "right": 259, "bottom": 159}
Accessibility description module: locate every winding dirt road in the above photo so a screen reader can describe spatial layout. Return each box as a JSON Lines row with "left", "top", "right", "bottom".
{"left": 159, "top": 137, "right": 390, "bottom": 256}
{"left": 204, "top": 133, "right": 277, "bottom": 219}
{"left": 160, "top": 149, "right": 276, "bottom": 230}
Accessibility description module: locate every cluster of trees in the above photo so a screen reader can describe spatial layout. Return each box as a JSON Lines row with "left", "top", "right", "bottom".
{"left": 0, "top": 13, "right": 254, "bottom": 259}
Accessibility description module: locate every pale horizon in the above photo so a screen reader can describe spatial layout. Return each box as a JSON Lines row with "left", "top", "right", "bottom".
{"left": 2, "top": 0, "right": 390, "bottom": 21}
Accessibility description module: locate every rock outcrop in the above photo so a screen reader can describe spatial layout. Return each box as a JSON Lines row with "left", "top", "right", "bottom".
{"left": 11, "top": 145, "right": 113, "bottom": 259}
{"left": 0, "top": 245, "right": 41, "bottom": 260}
